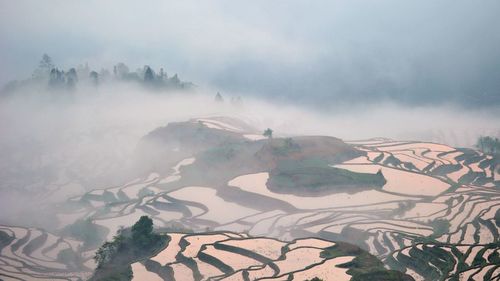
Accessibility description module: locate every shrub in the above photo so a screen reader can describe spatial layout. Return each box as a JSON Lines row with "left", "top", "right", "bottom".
{"left": 132, "top": 216, "right": 155, "bottom": 247}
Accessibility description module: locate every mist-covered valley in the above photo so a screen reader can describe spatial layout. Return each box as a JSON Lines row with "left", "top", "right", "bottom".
{"left": 2, "top": 71, "right": 498, "bottom": 224}
{"left": 1, "top": 65, "right": 499, "bottom": 280}
{"left": 1, "top": 1, "right": 500, "bottom": 281}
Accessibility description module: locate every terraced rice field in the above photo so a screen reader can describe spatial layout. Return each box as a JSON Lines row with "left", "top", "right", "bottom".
{"left": 0, "top": 225, "right": 89, "bottom": 280}
{"left": 1, "top": 117, "right": 499, "bottom": 280}
{"left": 130, "top": 232, "right": 354, "bottom": 281}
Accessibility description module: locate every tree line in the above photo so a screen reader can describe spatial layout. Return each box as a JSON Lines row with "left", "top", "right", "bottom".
{"left": 476, "top": 136, "right": 500, "bottom": 177}
{"left": 3, "top": 54, "right": 194, "bottom": 94}
{"left": 476, "top": 136, "right": 500, "bottom": 155}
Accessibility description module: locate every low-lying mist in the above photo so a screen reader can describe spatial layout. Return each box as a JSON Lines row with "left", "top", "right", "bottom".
{"left": 0, "top": 84, "right": 499, "bottom": 226}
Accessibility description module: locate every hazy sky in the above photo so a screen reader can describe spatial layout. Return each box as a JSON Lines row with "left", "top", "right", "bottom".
{"left": 1, "top": 0, "right": 500, "bottom": 107}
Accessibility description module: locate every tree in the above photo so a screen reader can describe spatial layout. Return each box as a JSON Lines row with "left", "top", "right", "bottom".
{"left": 113, "top": 63, "right": 129, "bottom": 78}
{"left": 215, "top": 92, "right": 224, "bottom": 102}
{"left": 159, "top": 68, "right": 166, "bottom": 80}
{"left": 94, "top": 241, "right": 114, "bottom": 267}
{"left": 93, "top": 229, "right": 125, "bottom": 268}
{"left": 263, "top": 128, "right": 273, "bottom": 139}
{"left": 477, "top": 136, "right": 500, "bottom": 155}
{"left": 89, "top": 71, "right": 99, "bottom": 86}
{"left": 33, "top": 54, "right": 54, "bottom": 79}
{"left": 131, "top": 216, "right": 154, "bottom": 247}
{"left": 170, "top": 73, "right": 180, "bottom": 85}
{"left": 144, "top": 66, "right": 154, "bottom": 82}
{"left": 66, "top": 68, "right": 78, "bottom": 89}
{"left": 40, "top": 54, "right": 54, "bottom": 69}
{"left": 49, "top": 68, "right": 65, "bottom": 89}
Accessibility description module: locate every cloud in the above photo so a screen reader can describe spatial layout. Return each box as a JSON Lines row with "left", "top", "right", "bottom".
{"left": 1, "top": 0, "right": 500, "bottom": 106}
{"left": 0, "top": 84, "right": 499, "bottom": 224}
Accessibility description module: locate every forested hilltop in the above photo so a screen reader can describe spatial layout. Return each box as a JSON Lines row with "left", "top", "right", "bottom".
{"left": 2, "top": 54, "right": 194, "bottom": 95}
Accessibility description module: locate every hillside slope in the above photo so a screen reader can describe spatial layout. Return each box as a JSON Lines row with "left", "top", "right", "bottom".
{"left": 100, "top": 231, "right": 414, "bottom": 281}
{"left": 0, "top": 116, "right": 498, "bottom": 281}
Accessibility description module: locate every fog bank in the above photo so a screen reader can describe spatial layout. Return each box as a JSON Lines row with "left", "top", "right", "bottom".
{"left": 2, "top": 0, "right": 500, "bottom": 107}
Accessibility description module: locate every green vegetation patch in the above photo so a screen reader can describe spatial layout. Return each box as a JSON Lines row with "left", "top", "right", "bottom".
{"left": 90, "top": 216, "right": 168, "bottom": 281}
{"left": 268, "top": 159, "right": 386, "bottom": 195}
